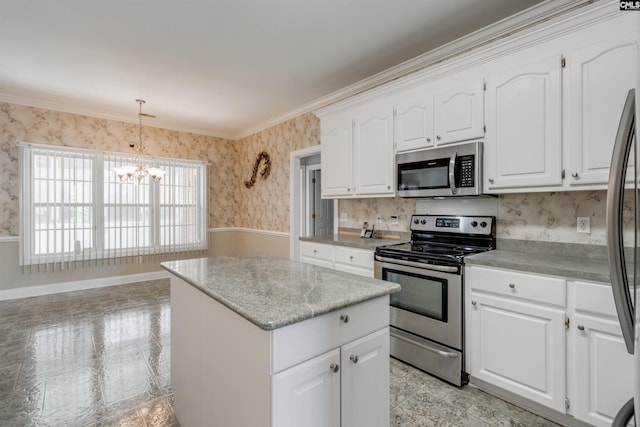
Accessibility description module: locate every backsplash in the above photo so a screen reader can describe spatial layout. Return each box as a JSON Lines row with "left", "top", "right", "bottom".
{"left": 339, "top": 191, "right": 634, "bottom": 246}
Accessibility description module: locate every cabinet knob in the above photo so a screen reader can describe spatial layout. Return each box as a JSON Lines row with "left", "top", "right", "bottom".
{"left": 350, "top": 355, "right": 359, "bottom": 364}
{"left": 426, "top": 137, "right": 432, "bottom": 142}
{"left": 471, "top": 300, "right": 477, "bottom": 306}
{"left": 330, "top": 363, "right": 340, "bottom": 373}
{"left": 340, "top": 314, "right": 350, "bottom": 323}
{"left": 349, "top": 256, "right": 354, "bottom": 261}
{"left": 387, "top": 185, "right": 391, "bottom": 190}
{"left": 572, "top": 172, "right": 579, "bottom": 178}
{"left": 509, "top": 283, "right": 515, "bottom": 289}
{"left": 347, "top": 187, "right": 351, "bottom": 192}
{"left": 436, "top": 135, "right": 441, "bottom": 141}
{"left": 313, "top": 249, "right": 317, "bottom": 254}
{"left": 577, "top": 325, "right": 585, "bottom": 331}
{"left": 488, "top": 178, "right": 494, "bottom": 184}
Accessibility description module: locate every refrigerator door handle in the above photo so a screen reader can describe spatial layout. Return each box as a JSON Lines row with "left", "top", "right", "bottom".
{"left": 606, "top": 88, "right": 636, "bottom": 355}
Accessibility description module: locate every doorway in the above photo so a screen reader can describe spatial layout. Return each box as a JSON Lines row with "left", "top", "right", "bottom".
{"left": 289, "top": 146, "right": 337, "bottom": 260}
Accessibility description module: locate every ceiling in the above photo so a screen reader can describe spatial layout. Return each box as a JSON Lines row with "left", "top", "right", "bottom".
{"left": 0, "top": 0, "right": 554, "bottom": 139}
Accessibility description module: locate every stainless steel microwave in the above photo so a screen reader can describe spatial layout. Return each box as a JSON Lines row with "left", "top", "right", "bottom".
{"left": 396, "top": 141, "right": 483, "bottom": 198}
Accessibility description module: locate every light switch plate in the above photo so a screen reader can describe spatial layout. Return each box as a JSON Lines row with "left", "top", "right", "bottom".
{"left": 341, "top": 212, "right": 348, "bottom": 223}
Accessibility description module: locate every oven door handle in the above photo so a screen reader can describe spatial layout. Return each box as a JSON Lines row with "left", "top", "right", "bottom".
{"left": 375, "top": 255, "right": 459, "bottom": 273}
{"left": 392, "top": 332, "right": 459, "bottom": 358}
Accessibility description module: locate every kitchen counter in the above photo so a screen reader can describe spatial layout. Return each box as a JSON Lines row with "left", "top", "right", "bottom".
{"left": 299, "top": 233, "right": 406, "bottom": 250}
{"left": 161, "top": 255, "right": 400, "bottom": 330}
{"left": 465, "top": 239, "right": 612, "bottom": 283}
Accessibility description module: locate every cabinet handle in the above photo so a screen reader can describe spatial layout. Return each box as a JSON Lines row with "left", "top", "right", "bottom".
{"left": 577, "top": 325, "right": 585, "bottom": 331}
{"left": 471, "top": 300, "right": 477, "bottom": 306}
{"left": 426, "top": 137, "right": 432, "bottom": 142}
{"left": 330, "top": 363, "right": 340, "bottom": 373}
{"left": 488, "top": 178, "right": 494, "bottom": 184}
{"left": 572, "top": 172, "right": 579, "bottom": 178}
{"left": 350, "top": 355, "right": 359, "bottom": 364}
{"left": 340, "top": 314, "right": 350, "bottom": 323}
{"left": 436, "top": 135, "right": 441, "bottom": 141}
{"left": 509, "top": 283, "right": 515, "bottom": 289}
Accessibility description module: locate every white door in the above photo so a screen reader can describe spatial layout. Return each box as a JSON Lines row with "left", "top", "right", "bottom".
{"left": 321, "top": 112, "right": 353, "bottom": 197}
{"left": 484, "top": 54, "right": 563, "bottom": 191}
{"left": 394, "top": 85, "right": 435, "bottom": 152}
{"left": 469, "top": 293, "right": 566, "bottom": 412}
{"left": 341, "top": 328, "right": 390, "bottom": 427}
{"left": 573, "top": 314, "right": 634, "bottom": 427}
{"left": 272, "top": 348, "right": 341, "bottom": 427}
{"left": 566, "top": 33, "right": 639, "bottom": 187}
{"left": 434, "top": 79, "right": 484, "bottom": 145}
{"left": 353, "top": 100, "right": 395, "bottom": 196}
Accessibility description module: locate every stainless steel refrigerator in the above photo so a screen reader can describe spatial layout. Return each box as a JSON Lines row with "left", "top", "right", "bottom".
{"left": 608, "top": 87, "right": 639, "bottom": 426}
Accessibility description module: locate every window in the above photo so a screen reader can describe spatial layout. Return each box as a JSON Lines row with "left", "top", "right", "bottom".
{"left": 19, "top": 143, "right": 208, "bottom": 266}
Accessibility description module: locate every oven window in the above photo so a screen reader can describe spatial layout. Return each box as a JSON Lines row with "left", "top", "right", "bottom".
{"left": 384, "top": 269, "right": 447, "bottom": 322}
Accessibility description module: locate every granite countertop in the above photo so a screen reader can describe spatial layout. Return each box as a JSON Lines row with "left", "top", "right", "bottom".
{"left": 161, "top": 255, "right": 400, "bottom": 331}
{"left": 464, "top": 239, "right": 613, "bottom": 283}
{"left": 299, "top": 233, "right": 406, "bottom": 250}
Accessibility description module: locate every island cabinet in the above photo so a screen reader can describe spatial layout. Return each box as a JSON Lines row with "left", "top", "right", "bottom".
{"left": 165, "top": 256, "right": 398, "bottom": 427}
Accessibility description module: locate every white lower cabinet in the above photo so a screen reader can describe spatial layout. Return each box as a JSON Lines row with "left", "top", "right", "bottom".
{"left": 570, "top": 280, "right": 634, "bottom": 427}
{"left": 300, "top": 240, "right": 374, "bottom": 277}
{"left": 273, "top": 328, "right": 389, "bottom": 427}
{"left": 467, "top": 270, "right": 566, "bottom": 412}
{"left": 467, "top": 267, "right": 636, "bottom": 424}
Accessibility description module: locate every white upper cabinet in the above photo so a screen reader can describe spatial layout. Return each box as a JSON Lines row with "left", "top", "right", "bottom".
{"left": 320, "top": 112, "right": 353, "bottom": 197}
{"left": 394, "top": 85, "right": 435, "bottom": 152}
{"left": 566, "top": 32, "right": 639, "bottom": 187}
{"left": 394, "top": 78, "right": 484, "bottom": 153}
{"left": 434, "top": 79, "right": 485, "bottom": 145}
{"left": 484, "top": 52, "right": 563, "bottom": 191}
{"left": 353, "top": 100, "right": 394, "bottom": 195}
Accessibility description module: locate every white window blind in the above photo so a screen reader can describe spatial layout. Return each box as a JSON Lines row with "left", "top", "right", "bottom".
{"left": 19, "top": 143, "right": 208, "bottom": 269}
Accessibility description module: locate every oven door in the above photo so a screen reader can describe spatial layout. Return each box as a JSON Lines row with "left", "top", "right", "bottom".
{"left": 374, "top": 257, "right": 462, "bottom": 351}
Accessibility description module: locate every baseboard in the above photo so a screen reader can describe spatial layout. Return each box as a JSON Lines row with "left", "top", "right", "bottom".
{"left": 0, "top": 270, "right": 171, "bottom": 301}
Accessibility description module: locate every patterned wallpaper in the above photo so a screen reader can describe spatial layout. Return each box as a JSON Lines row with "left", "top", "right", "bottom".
{"left": 0, "top": 102, "right": 237, "bottom": 236}
{"left": 236, "top": 113, "right": 320, "bottom": 232}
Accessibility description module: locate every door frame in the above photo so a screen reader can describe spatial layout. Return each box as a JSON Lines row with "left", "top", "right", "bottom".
{"left": 290, "top": 146, "right": 338, "bottom": 260}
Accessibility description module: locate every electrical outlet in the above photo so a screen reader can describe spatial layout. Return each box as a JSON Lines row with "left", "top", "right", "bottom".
{"left": 376, "top": 213, "right": 382, "bottom": 224}
{"left": 341, "top": 212, "right": 348, "bottom": 223}
{"left": 391, "top": 215, "right": 399, "bottom": 225}
{"left": 577, "top": 217, "right": 590, "bottom": 233}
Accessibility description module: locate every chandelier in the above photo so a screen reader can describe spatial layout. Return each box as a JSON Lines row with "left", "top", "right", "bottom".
{"left": 114, "top": 99, "right": 165, "bottom": 183}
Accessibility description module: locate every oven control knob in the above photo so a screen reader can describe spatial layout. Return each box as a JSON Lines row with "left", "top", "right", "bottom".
{"left": 471, "top": 221, "right": 478, "bottom": 227}
{"left": 413, "top": 219, "right": 420, "bottom": 224}
{"left": 420, "top": 219, "right": 427, "bottom": 225}
{"left": 480, "top": 221, "right": 488, "bottom": 228}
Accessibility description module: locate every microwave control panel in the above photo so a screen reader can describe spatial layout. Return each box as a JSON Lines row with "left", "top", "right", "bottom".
{"left": 456, "top": 154, "right": 475, "bottom": 188}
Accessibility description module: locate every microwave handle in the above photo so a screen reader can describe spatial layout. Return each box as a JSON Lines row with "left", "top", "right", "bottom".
{"left": 449, "top": 152, "right": 457, "bottom": 195}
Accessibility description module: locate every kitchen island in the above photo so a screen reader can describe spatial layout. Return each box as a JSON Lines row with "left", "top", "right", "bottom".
{"left": 161, "top": 255, "right": 400, "bottom": 427}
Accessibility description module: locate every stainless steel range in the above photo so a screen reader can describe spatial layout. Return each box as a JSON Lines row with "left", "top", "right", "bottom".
{"left": 374, "top": 214, "right": 495, "bottom": 386}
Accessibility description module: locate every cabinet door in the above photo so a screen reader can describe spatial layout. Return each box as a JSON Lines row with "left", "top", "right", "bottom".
{"left": 469, "top": 293, "right": 566, "bottom": 412}
{"left": 484, "top": 54, "right": 563, "bottom": 191}
{"left": 394, "top": 86, "right": 435, "bottom": 152}
{"left": 434, "top": 79, "right": 484, "bottom": 145}
{"left": 341, "top": 328, "right": 390, "bottom": 427}
{"left": 300, "top": 241, "right": 334, "bottom": 269}
{"left": 272, "top": 348, "right": 341, "bottom": 427}
{"left": 353, "top": 101, "right": 395, "bottom": 196}
{"left": 573, "top": 314, "right": 634, "bottom": 427}
{"left": 566, "top": 33, "right": 639, "bottom": 187}
{"left": 321, "top": 112, "right": 353, "bottom": 197}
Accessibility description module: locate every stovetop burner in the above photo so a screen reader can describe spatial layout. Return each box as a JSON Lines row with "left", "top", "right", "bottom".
{"left": 375, "top": 215, "right": 496, "bottom": 264}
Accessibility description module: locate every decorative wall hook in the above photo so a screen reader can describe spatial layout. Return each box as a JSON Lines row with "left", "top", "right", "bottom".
{"left": 245, "top": 151, "right": 271, "bottom": 188}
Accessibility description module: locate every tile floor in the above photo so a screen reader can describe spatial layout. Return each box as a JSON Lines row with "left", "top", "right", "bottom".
{"left": 0, "top": 279, "right": 560, "bottom": 427}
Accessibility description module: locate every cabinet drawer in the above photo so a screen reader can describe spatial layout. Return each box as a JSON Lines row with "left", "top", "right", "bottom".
{"left": 271, "top": 296, "right": 389, "bottom": 373}
{"left": 573, "top": 280, "right": 617, "bottom": 318}
{"left": 470, "top": 266, "right": 565, "bottom": 306}
{"left": 334, "top": 247, "right": 373, "bottom": 270}
{"left": 300, "top": 242, "right": 334, "bottom": 267}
